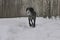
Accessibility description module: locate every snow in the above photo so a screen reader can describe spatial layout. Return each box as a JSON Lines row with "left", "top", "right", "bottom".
{"left": 0, "top": 17, "right": 60, "bottom": 40}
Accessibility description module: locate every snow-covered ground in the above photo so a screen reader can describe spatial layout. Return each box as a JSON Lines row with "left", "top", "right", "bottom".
{"left": 0, "top": 17, "right": 60, "bottom": 40}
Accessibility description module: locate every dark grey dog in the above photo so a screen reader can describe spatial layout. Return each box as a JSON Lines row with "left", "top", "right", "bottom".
{"left": 26, "top": 7, "right": 36, "bottom": 27}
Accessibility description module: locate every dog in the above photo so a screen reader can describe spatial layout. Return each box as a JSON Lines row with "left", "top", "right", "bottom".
{"left": 26, "top": 7, "right": 36, "bottom": 27}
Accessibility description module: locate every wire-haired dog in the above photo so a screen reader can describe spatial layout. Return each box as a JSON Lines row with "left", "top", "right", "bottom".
{"left": 26, "top": 7, "right": 36, "bottom": 27}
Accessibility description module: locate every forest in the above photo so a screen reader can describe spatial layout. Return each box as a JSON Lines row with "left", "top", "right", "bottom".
{"left": 0, "top": 0, "right": 60, "bottom": 18}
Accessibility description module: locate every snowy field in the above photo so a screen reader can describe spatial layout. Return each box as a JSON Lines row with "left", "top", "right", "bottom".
{"left": 0, "top": 17, "right": 60, "bottom": 40}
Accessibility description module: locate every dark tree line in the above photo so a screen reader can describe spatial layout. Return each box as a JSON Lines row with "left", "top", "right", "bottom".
{"left": 0, "top": 0, "right": 60, "bottom": 18}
